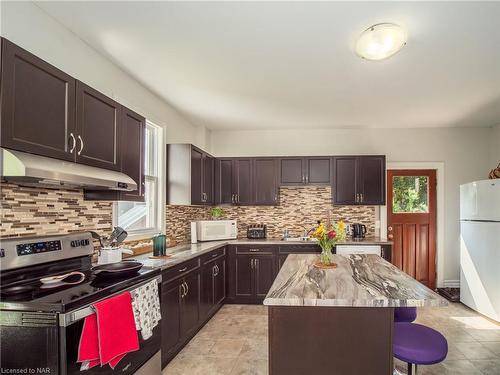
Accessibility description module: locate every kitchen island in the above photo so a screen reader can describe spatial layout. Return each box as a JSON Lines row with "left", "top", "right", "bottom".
{"left": 263, "top": 254, "right": 447, "bottom": 375}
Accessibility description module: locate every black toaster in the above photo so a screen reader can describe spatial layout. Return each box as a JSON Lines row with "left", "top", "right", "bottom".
{"left": 247, "top": 224, "right": 267, "bottom": 239}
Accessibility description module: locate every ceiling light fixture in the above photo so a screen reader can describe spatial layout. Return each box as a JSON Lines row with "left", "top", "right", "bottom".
{"left": 355, "top": 23, "right": 407, "bottom": 61}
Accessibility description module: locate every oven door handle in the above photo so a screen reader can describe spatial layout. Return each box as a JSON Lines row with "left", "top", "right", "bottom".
{"left": 59, "top": 274, "right": 161, "bottom": 327}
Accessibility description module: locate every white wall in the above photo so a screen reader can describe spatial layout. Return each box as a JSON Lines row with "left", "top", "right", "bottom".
{"left": 211, "top": 127, "right": 492, "bottom": 285}
{"left": 491, "top": 124, "right": 500, "bottom": 167}
{"left": 0, "top": 1, "right": 210, "bottom": 150}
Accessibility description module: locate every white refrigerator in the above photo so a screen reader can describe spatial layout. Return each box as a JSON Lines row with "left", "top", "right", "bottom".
{"left": 460, "top": 179, "right": 500, "bottom": 322}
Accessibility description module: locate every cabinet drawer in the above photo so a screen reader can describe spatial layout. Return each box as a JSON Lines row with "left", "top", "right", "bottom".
{"left": 235, "top": 245, "right": 276, "bottom": 255}
{"left": 201, "top": 247, "right": 226, "bottom": 264}
{"left": 278, "top": 245, "right": 321, "bottom": 254}
{"left": 162, "top": 258, "right": 200, "bottom": 283}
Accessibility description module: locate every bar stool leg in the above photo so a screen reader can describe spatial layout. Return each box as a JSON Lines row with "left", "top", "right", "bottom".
{"left": 407, "top": 363, "right": 417, "bottom": 375}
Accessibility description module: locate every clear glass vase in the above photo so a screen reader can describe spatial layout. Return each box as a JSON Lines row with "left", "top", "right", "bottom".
{"left": 320, "top": 244, "right": 333, "bottom": 265}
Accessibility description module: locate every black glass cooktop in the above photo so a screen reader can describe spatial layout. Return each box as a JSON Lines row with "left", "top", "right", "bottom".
{"left": 0, "top": 259, "right": 160, "bottom": 313}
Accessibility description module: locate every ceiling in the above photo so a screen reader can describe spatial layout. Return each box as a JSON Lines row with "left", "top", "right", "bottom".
{"left": 36, "top": 1, "right": 500, "bottom": 130}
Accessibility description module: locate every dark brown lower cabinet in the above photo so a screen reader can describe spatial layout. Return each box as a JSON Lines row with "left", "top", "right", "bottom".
{"left": 227, "top": 246, "right": 276, "bottom": 303}
{"left": 160, "top": 270, "right": 200, "bottom": 368}
{"left": 200, "top": 256, "right": 226, "bottom": 318}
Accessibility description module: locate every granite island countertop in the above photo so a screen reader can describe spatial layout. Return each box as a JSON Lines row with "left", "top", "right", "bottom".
{"left": 264, "top": 254, "right": 447, "bottom": 308}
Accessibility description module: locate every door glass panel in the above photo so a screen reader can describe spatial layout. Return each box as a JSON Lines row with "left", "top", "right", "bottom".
{"left": 392, "top": 176, "right": 429, "bottom": 213}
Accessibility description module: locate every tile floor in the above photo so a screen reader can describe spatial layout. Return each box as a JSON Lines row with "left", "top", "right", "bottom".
{"left": 163, "top": 303, "right": 500, "bottom": 375}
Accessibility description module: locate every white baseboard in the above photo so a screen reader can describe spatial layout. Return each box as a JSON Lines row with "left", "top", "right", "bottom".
{"left": 443, "top": 280, "right": 460, "bottom": 288}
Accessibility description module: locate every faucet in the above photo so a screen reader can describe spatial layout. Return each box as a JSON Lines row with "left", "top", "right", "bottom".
{"left": 300, "top": 225, "right": 316, "bottom": 238}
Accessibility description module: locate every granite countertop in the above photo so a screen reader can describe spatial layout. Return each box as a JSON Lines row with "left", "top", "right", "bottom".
{"left": 131, "top": 237, "right": 392, "bottom": 271}
{"left": 264, "top": 254, "right": 447, "bottom": 308}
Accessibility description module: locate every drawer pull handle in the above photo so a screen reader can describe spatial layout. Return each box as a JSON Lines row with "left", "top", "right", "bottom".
{"left": 212, "top": 253, "right": 218, "bottom": 258}
{"left": 249, "top": 249, "right": 259, "bottom": 252}
{"left": 178, "top": 267, "right": 188, "bottom": 272}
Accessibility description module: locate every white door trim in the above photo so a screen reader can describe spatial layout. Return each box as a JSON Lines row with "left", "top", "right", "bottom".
{"left": 381, "top": 162, "right": 445, "bottom": 288}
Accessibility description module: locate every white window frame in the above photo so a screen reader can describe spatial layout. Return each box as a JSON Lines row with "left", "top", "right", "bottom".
{"left": 113, "top": 120, "right": 164, "bottom": 241}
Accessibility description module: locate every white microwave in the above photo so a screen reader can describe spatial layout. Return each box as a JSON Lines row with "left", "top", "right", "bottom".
{"left": 195, "top": 220, "right": 237, "bottom": 242}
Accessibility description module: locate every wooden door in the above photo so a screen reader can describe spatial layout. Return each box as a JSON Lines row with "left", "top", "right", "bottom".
{"left": 358, "top": 156, "right": 386, "bottom": 205}
{"left": 254, "top": 158, "right": 279, "bottom": 205}
{"left": 332, "top": 157, "right": 357, "bottom": 204}
{"left": 1, "top": 39, "right": 76, "bottom": 161}
{"left": 388, "top": 170, "right": 437, "bottom": 289}
{"left": 280, "top": 158, "right": 305, "bottom": 185}
{"left": 203, "top": 154, "right": 215, "bottom": 205}
{"left": 75, "top": 81, "right": 121, "bottom": 170}
{"left": 190, "top": 146, "right": 203, "bottom": 205}
{"left": 234, "top": 158, "right": 253, "bottom": 205}
{"left": 214, "top": 258, "right": 226, "bottom": 305}
{"left": 305, "top": 157, "right": 331, "bottom": 185}
{"left": 234, "top": 254, "right": 254, "bottom": 298}
{"left": 215, "top": 158, "right": 234, "bottom": 204}
{"left": 254, "top": 255, "right": 275, "bottom": 297}
{"left": 119, "top": 106, "right": 145, "bottom": 201}
{"left": 161, "top": 280, "right": 181, "bottom": 367}
{"left": 180, "top": 272, "right": 200, "bottom": 338}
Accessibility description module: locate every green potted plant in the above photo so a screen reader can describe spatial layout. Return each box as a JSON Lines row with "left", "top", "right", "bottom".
{"left": 210, "top": 206, "right": 224, "bottom": 220}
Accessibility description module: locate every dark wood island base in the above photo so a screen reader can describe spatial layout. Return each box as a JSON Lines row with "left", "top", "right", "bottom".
{"left": 268, "top": 306, "right": 395, "bottom": 375}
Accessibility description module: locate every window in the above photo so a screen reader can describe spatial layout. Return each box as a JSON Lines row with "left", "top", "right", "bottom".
{"left": 114, "top": 122, "right": 163, "bottom": 238}
{"left": 392, "top": 176, "right": 429, "bottom": 213}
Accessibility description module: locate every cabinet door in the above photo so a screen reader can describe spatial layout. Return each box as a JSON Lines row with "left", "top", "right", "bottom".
{"left": 75, "top": 81, "right": 121, "bottom": 171}
{"left": 215, "top": 158, "right": 234, "bottom": 204}
{"left": 119, "top": 107, "right": 145, "bottom": 201}
{"left": 180, "top": 272, "right": 200, "bottom": 339}
{"left": 254, "top": 158, "right": 278, "bottom": 205}
{"left": 203, "top": 154, "right": 215, "bottom": 205}
{"left": 234, "top": 158, "right": 253, "bottom": 205}
{"left": 214, "top": 258, "right": 226, "bottom": 306}
{"left": 200, "top": 264, "right": 215, "bottom": 320}
{"left": 280, "top": 158, "right": 305, "bottom": 185}
{"left": 161, "top": 280, "right": 181, "bottom": 367}
{"left": 306, "top": 157, "right": 331, "bottom": 185}
{"left": 333, "top": 157, "right": 358, "bottom": 205}
{"left": 234, "top": 254, "right": 254, "bottom": 298}
{"left": 277, "top": 254, "right": 289, "bottom": 271}
{"left": 358, "top": 156, "right": 386, "bottom": 205}
{"left": 1, "top": 39, "right": 76, "bottom": 161}
{"left": 191, "top": 146, "right": 203, "bottom": 205}
{"left": 254, "top": 256, "right": 276, "bottom": 297}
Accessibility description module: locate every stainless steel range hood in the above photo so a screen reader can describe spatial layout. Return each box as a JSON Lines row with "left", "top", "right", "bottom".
{"left": 1, "top": 148, "right": 136, "bottom": 191}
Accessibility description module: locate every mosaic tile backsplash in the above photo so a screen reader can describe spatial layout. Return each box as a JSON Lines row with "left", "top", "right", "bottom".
{"left": 165, "top": 187, "right": 376, "bottom": 243}
{"left": 1, "top": 184, "right": 375, "bottom": 247}
{"left": 1, "top": 183, "right": 113, "bottom": 238}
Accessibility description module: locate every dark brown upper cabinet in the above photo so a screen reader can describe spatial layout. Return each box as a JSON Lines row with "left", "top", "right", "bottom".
{"left": 253, "top": 158, "right": 279, "bottom": 205}
{"left": 0, "top": 38, "right": 76, "bottom": 161}
{"left": 215, "top": 158, "right": 234, "bottom": 205}
{"left": 84, "top": 106, "right": 145, "bottom": 202}
{"left": 279, "top": 157, "right": 331, "bottom": 186}
{"left": 75, "top": 81, "right": 121, "bottom": 171}
{"left": 167, "top": 144, "right": 214, "bottom": 205}
{"left": 332, "top": 155, "right": 386, "bottom": 205}
{"left": 233, "top": 158, "right": 253, "bottom": 205}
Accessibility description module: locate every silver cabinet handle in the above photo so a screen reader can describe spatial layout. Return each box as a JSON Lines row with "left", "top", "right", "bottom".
{"left": 305, "top": 175, "right": 309, "bottom": 183}
{"left": 77, "top": 135, "right": 84, "bottom": 155}
{"left": 212, "top": 265, "right": 216, "bottom": 277}
{"left": 355, "top": 193, "right": 359, "bottom": 203}
{"left": 249, "top": 248, "right": 259, "bottom": 252}
{"left": 184, "top": 281, "right": 189, "bottom": 296}
{"left": 237, "top": 194, "right": 240, "bottom": 203}
{"left": 212, "top": 253, "right": 218, "bottom": 258}
{"left": 360, "top": 193, "right": 364, "bottom": 203}
{"left": 251, "top": 259, "right": 254, "bottom": 269}
{"left": 274, "top": 195, "right": 278, "bottom": 202}
{"left": 69, "top": 133, "right": 76, "bottom": 153}
{"left": 254, "top": 259, "right": 259, "bottom": 270}
{"left": 180, "top": 282, "right": 186, "bottom": 298}
{"left": 178, "top": 267, "right": 187, "bottom": 273}
{"left": 216, "top": 264, "right": 219, "bottom": 275}
{"left": 231, "top": 194, "right": 234, "bottom": 203}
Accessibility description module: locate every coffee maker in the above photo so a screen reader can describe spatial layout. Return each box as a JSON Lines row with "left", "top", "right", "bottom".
{"left": 351, "top": 223, "right": 366, "bottom": 240}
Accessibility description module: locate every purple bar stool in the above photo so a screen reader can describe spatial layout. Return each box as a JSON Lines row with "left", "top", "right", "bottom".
{"left": 393, "top": 322, "right": 448, "bottom": 375}
{"left": 394, "top": 307, "right": 417, "bottom": 323}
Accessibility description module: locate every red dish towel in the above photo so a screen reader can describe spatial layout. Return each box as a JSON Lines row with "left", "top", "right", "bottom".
{"left": 78, "top": 292, "right": 139, "bottom": 369}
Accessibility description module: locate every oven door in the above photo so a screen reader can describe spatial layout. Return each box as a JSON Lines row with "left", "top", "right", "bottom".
{"left": 0, "top": 311, "right": 59, "bottom": 374}
{"left": 60, "top": 276, "right": 161, "bottom": 375}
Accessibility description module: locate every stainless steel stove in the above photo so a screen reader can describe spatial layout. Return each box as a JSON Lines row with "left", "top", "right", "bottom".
{"left": 0, "top": 232, "right": 161, "bottom": 375}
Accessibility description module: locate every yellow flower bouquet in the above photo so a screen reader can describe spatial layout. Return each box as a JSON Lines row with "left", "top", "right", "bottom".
{"left": 311, "top": 221, "right": 346, "bottom": 266}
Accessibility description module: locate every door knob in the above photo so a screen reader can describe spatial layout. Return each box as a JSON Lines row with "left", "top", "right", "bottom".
{"left": 388, "top": 226, "right": 393, "bottom": 232}
{"left": 388, "top": 234, "right": 394, "bottom": 240}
